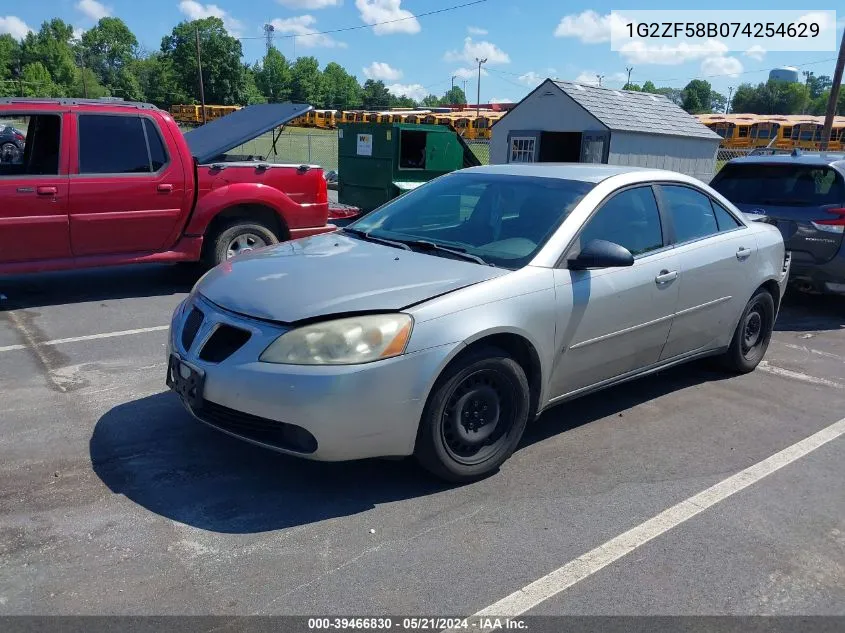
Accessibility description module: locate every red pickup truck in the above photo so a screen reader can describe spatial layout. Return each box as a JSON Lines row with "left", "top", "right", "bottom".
{"left": 0, "top": 99, "right": 336, "bottom": 275}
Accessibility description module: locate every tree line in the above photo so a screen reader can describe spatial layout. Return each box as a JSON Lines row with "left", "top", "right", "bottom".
{"left": 0, "top": 16, "right": 467, "bottom": 110}
{"left": 1, "top": 16, "right": 842, "bottom": 116}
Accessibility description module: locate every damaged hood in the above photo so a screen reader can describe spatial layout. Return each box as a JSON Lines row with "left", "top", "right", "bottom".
{"left": 196, "top": 232, "right": 509, "bottom": 323}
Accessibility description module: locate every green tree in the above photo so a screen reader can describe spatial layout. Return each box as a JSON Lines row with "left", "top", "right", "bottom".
{"left": 161, "top": 17, "right": 246, "bottom": 105}
{"left": 710, "top": 91, "right": 727, "bottom": 114}
{"left": 0, "top": 34, "right": 21, "bottom": 96}
{"left": 81, "top": 17, "right": 138, "bottom": 91}
{"left": 654, "top": 86, "right": 683, "bottom": 106}
{"left": 242, "top": 65, "right": 266, "bottom": 104}
{"left": 20, "top": 19, "right": 78, "bottom": 94}
{"left": 361, "top": 79, "right": 390, "bottom": 109}
{"left": 622, "top": 82, "right": 641, "bottom": 91}
{"left": 20, "top": 62, "right": 59, "bottom": 97}
{"left": 641, "top": 80, "right": 657, "bottom": 93}
{"left": 730, "top": 83, "right": 759, "bottom": 113}
{"left": 289, "top": 56, "right": 323, "bottom": 105}
{"left": 390, "top": 94, "right": 417, "bottom": 108}
{"left": 131, "top": 53, "right": 188, "bottom": 108}
{"left": 70, "top": 67, "right": 110, "bottom": 98}
{"left": 255, "top": 47, "right": 291, "bottom": 103}
{"left": 321, "top": 62, "right": 361, "bottom": 109}
{"left": 112, "top": 66, "right": 144, "bottom": 101}
{"left": 421, "top": 94, "right": 441, "bottom": 106}
{"left": 442, "top": 86, "right": 467, "bottom": 105}
{"left": 682, "top": 79, "right": 711, "bottom": 114}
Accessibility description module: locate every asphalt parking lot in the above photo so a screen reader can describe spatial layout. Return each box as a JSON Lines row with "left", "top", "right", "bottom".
{"left": 1, "top": 264, "right": 844, "bottom": 617}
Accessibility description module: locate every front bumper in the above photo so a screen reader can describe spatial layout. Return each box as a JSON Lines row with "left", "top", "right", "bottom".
{"left": 167, "top": 295, "right": 458, "bottom": 461}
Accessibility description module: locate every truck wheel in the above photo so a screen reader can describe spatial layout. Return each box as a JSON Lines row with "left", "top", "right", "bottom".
{"left": 206, "top": 221, "right": 279, "bottom": 267}
{"left": 414, "top": 346, "right": 530, "bottom": 484}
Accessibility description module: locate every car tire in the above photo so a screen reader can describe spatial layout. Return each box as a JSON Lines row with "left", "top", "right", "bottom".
{"left": 205, "top": 221, "right": 279, "bottom": 268}
{"left": 415, "top": 346, "right": 531, "bottom": 483}
{"left": 720, "top": 289, "right": 775, "bottom": 374}
{"left": 1, "top": 142, "right": 18, "bottom": 162}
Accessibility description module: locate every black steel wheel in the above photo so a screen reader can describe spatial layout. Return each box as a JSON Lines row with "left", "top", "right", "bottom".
{"left": 721, "top": 289, "right": 775, "bottom": 373}
{"left": 415, "top": 346, "right": 530, "bottom": 483}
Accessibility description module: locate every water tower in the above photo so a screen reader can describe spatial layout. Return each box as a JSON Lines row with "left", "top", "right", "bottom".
{"left": 768, "top": 67, "right": 800, "bottom": 83}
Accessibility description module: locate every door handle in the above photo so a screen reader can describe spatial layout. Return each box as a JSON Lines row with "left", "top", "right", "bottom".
{"left": 157, "top": 184, "right": 173, "bottom": 193}
{"left": 36, "top": 186, "right": 58, "bottom": 196}
{"left": 736, "top": 247, "right": 752, "bottom": 260}
{"left": 655, "top": 270, "right": 678, "bottom": 285}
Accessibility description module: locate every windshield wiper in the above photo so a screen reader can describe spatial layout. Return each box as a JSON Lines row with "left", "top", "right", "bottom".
{"left": 394, "top": 239, "right": 490, "bottom": 265}
{"left": 343, "top": 227, "right": 411, "bottom": 251}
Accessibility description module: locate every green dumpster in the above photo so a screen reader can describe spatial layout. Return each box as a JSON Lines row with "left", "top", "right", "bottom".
{"left": 337, "top": 122, "right": 481, "bottom": 213}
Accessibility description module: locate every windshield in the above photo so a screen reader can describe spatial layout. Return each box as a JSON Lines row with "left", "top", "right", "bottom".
{"left": 346, "top": 172, "right": 595, "bottom": 269}
{"left": 712, "top": 163, "right": 845, "bottom": 207}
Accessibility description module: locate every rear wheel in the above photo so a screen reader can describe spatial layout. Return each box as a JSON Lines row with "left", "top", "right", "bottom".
{"left": 204, "top": 221, "right": 279, "bottom": 268}
{"left": 720, "top": 289, "right": 775, "bottom": 374}
{"left": 415, "top": 346, "right": 530, "bottom": 483}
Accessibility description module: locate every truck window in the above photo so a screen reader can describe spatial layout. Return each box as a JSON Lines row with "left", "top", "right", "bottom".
{"left": 143, "top": 119, "right": 168, "bottom": 171}
{"left": 0, "top": 114, "right": 61, "bottom": 177}
{"left": 78, "top": 115, "right": 153, "bottom": 174}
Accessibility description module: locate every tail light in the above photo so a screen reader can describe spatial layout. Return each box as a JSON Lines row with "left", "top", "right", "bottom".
{"left": 811, "top": 207, "right": 845, "bottom": 234}
{"left": 315, "top": 171, "right": 328, "bottom": 205}
{"left": 14, "top": 133, "right": 24, "bottom": 142}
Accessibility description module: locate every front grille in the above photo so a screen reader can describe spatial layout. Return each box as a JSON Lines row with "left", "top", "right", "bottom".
{"left": 199, "top": 325, "right": 251, "bottom": 363}
{"left": 181, "top": 307, "right": 204, "bottom": 351}
{"left": 195, "top": 400, "right": 318, "bottom": 454}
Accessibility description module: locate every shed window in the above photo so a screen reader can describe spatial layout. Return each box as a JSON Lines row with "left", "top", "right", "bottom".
{"left": 510, "top": 137, "right": 536, "bottom": 163}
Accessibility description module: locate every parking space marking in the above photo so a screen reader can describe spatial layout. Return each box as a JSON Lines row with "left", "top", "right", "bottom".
{"left": 780, "top": 343, "right": 845, "bottom": 363}
{"left": 758, "top": 361, "right": 844, "bottom": 390}
{"left": 0, "top": 325, "right": 169, "bottom": 354}
{"left": 462, "top": 416, "right": 845, "bottom": 621}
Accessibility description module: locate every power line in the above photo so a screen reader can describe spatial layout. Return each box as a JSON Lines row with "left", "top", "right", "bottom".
{"left": 238, "top": 0, "right": 491, "bottom": 41}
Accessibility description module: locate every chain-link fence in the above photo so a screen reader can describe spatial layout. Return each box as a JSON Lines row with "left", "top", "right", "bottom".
{"left": 227, "top": 132, "right": 493, "bottom": 171}
{"left": 716, "top": 147, "right": 756, "bottom": 173}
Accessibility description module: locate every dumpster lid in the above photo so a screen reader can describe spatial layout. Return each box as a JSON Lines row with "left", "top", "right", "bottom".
{"left": 184, "top": 102, "right": 313, "bottom": 164}
{"left": 393, "top": 180, "right": 427, "bottom": 191}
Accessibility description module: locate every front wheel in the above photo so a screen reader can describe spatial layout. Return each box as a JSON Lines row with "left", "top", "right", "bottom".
{"left": 415, "top": 346, "right": 530, "bottom": 483}
{"left": 720, "top": 289, "right": 775, "bottom": 373}
{"left": 204, "top": 221, "right": 279, "bottom": 268}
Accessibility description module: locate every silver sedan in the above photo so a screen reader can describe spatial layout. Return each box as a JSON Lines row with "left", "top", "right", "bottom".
{"left": 166, "top": 164, "right": 790, "bottom": 482}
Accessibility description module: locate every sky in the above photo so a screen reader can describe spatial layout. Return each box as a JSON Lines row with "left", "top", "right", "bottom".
{"left": 1, "top": 1, "right": 844, "bottom": 104}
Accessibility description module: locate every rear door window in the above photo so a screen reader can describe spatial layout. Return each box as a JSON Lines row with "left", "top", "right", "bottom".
{"left": 660, "top": 185, "right": 720, "bottom": 244}
{"left": 78, "top": 115, "right": 151, "bottom": 174}
{"left": 711, "top": 163, "right": 845, "bottom": 207}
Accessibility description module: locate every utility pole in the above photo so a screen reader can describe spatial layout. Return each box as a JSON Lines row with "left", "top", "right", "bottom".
{"left": 596, "top": 74, "right": 605, "bottom": 87}
{"left": 463, "top": 80, "right": 468, "bottom": 94}
{"left": 196, "top": 27, "right": 207, "bottom": 124}
{"left": 625, "top": 66, "right": 633, "bottom": 88}
{"left": 819, "top": 27, "right": 845, "bottom": 151}
{"left": 78, "top": 46, "right": 89, "bottom": 98}
{"left": 475, "top": 57, "right": 487, "bottom": 117}
{"left": 802, "top": 70, "right": 814, "bottom": 114}
{"left": 726, "top": 86, "right": 733, "bottom": 114}
{"left": 451, "top": 75, "right": 456, "bottom": 90}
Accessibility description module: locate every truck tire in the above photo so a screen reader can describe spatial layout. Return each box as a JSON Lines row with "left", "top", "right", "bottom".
{"left": 205, "top": 221, "right": 279, "bottom": 268}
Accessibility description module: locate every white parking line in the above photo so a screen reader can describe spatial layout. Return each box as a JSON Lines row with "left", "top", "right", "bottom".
{"left": 780, "top": 343, "right": 845, "bottom": 363}
{"left": 758, "top": 361, "right": 844, "bottom": 390}
{"left": 463, "top": 416, "right": 845, "bottom": 621}
{"left": 0, "top": 325, "right": 169, "bottom": 353}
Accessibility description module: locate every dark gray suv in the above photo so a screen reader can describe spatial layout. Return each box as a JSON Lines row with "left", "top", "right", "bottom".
{"left": 711, "top": 151, "right": 845, "bottom": 295}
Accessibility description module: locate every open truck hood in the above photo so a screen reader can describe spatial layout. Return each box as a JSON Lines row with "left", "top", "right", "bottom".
{"left": 183, "top": 103, "right": 313, "bottom": 165}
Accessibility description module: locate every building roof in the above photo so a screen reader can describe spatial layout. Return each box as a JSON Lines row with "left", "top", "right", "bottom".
{"left": 550, "top": 80, "right": 721, "bottom": 141}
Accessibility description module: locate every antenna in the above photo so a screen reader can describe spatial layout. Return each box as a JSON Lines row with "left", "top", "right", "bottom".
{"left": 263, "top": 23, "right": 275, "bottom": 54}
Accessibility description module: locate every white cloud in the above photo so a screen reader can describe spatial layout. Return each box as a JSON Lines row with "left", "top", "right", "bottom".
{"left": 363, "top": 61, "right": 402, "bottom": 80}
{"left": 277, "top": 0, "right": 341, "bottom": 8}
{"left": 490, "top": 97, "right": 513, "bottom": 103}
{"left": 701, "top": 56, "right": 743, "bottom": 77}
{"left": 179, "top": 1, "right": 243, "bottom": 36}
{"left": 355, "top": 0, "right": 420, "bottom": 35}
{"left": 0, "top": 15, "right": 32, "bottom": 40}
{"left": 453, "top": 66, "right": 486, "bottom": 80}
{"left": 467, "top": 26, "right": 487, "bottom": 35}
{"left": 744, "top": 45, "right": 766, "bottom": 62}
{"left": 518, "top": 71, "right": 543, "bottom": 86}
{"left": 271, "top": 15, "right": 346, "bottom": 48}
{"left": 386, "top": 83, "right": 427, "bottom": 101}
{"left": 76, "top": 0, "right": 111, "bottom": 21}
{"left": 554, "top": 10, "right": 627, "bottom": 44}
{"left": 618, "top": 39, "right": 729, "bottom": 65}
{"left": 73, "top": 27, "right": 86, "bottom": 41}
{"left": 573, "top": 71, "right": 628, "bottom": 87}
{"left": 444, "top": 37, "right": 510, "bottom": 66}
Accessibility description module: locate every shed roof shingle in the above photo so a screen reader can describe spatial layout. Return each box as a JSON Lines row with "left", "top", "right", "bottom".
{"left": 552, "top": 80, "right": 721, "bottom": 140}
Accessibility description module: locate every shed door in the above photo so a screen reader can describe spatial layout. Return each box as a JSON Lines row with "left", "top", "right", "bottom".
{"left": 580, "top": 131, "right": 610, "bottom": 163}
{"left": 425, "top": 132, "right": 460, "bottom": 172}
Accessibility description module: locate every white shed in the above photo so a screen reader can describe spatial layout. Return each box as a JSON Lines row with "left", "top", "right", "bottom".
{"left": 491, "top": 79, "right": 722, "bottom": 182}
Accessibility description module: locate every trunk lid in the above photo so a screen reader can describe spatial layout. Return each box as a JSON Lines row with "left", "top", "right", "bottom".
{"left": 711, "top": 162, "right": 845, "bottom": 265}
{"left": 183, "top": 103, "right": 312, "bottom": 165}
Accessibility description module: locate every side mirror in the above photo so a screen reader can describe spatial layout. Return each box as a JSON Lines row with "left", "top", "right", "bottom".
{"left": 568, "top": 239, "right": 634, "bottom": 270}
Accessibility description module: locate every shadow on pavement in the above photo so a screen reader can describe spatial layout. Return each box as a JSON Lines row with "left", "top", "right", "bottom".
{"left": 775, "top": 291, "right": 845, "bottom": 333}
{"left": 90, "top": 391, "right": 447, "bottom": 534}
{"left": 0, "top": 264, "right": 202, "bottom": 310}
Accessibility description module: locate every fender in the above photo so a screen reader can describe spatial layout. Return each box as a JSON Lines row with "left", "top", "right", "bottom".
{"left": 185, "top": 182, "right": 318, "bottom": 236}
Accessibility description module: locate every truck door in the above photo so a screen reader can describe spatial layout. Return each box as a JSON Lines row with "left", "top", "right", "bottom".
{"left": 69, "top": 113, "right": 187, "bottom": 256}
{"left": 0, "top": 112, "right": 70, "bottom": 264}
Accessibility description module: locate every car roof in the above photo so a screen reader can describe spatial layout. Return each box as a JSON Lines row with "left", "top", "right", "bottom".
{"left": 461, "top": 163, "right": 667, "bottom": 183}
{"left": 727, "top": 152, "right": 845, "bottom": 168}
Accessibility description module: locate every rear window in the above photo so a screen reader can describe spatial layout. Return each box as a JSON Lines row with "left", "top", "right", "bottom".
{"left": 711, "top": 163, "right": 845, "bottom": 207}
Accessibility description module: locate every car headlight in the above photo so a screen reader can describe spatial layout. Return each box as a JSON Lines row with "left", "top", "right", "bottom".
{"left": 259, "top": 314, "right": 413, "bottom": 365}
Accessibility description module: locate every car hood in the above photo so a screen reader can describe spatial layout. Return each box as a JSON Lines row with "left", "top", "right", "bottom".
{"left": 196, "top": 232, "right": 509, "bottom": 323}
